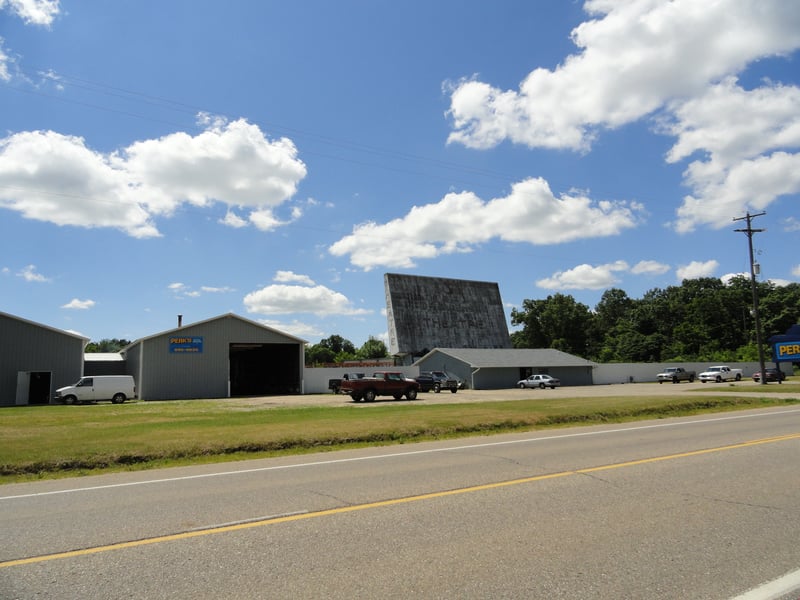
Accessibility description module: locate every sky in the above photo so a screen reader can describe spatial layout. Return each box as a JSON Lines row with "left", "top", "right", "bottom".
{"left": 0, "top": 0, "right": 799, "bottom": 348}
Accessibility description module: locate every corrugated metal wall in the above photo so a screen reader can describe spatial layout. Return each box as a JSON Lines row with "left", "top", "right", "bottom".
{"left": 126, "top": 315, "right": 303, "bottom": 401}
{"left": 0, "top": 313, "right": 85, "bottom": 406}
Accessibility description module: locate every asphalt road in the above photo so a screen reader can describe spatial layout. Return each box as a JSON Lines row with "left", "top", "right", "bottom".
{"left": 2, "top": 405, "right": 800, "bottom": 599}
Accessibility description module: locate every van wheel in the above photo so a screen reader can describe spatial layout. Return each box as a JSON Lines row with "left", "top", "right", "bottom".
{"left": 433, "top": 383, "right": 441, "bottom": 393}
{"left": 111, "top": 393, "right": 127, "bottom": 404}
{"left": 63, "top": 395, "right": 76, "bottom": 405}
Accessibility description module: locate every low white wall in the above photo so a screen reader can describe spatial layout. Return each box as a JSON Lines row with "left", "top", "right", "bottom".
{"left": 591, "top": 362, "right": 762, "bottom": 385}
{"left": 304, "top": 362, "right": 767, "bottom": 394}
{"left": 303, "top": 366, "right": 420, "bottom": 395}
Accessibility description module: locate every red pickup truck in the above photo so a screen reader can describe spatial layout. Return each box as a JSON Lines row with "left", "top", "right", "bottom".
{"left": 339, "top": 371, "right": 419, "bottom": 402}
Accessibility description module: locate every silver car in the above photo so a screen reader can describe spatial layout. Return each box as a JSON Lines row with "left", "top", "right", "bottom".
{"left": 517, "top": 374, "right": 560, "bottom": 389}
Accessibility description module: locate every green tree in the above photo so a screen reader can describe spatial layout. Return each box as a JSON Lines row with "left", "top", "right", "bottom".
{"left": 511, "top": 293, "right": 593, "bottom": 356}
{"left": 357, "top": 337, "right": 388, "bottom": 360}
{"left": 85, "top": 338, "right": 131, "bottom": 352}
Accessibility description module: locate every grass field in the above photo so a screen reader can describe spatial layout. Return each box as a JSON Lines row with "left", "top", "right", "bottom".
{"left": 2, "top": 386, "right": 799, "bottom": 483}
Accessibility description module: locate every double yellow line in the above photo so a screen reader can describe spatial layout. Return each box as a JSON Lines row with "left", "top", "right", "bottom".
{"left": 3, "top": 432, "right": 799, "bottom": 569}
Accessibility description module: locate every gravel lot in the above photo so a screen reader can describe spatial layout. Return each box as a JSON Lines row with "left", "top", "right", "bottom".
{"left": 226, "top": 379, "right": 799, "bottom": 408}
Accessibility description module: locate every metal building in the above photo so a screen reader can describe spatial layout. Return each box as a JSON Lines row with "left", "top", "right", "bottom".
{"left": 123, "top": 313, "right": 306, "bottom": 400}
{"left": 0, "top": 311, "right": 87, "bottom": 406}
{"left": 414, "top": 348, "right": 596, "bottom": 389}
{"left": 385, "top": 273, "right": 511, "bottom": 359}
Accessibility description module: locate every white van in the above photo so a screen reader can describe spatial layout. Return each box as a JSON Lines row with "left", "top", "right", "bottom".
{"left": 53, "top": 375, "right": 136, "bottom": 405}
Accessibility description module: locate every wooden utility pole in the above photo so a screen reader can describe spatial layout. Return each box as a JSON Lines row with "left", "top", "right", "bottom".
{"left": 733, "top": 211, "right": 767, "bottom": 385}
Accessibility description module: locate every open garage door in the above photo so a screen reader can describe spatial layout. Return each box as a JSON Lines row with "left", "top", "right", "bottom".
{"left": 229, "top": 343, "right": 300, "bottom": 396}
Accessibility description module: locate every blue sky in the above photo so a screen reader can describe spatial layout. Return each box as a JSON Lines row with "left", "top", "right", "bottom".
{"left": 1, "top": 0, "right": 798, "bottom": 349}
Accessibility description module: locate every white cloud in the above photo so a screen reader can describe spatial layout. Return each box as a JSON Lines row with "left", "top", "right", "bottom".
{"left": 0, "top": 1, "right": 61, "bottom": 80}
{"left": 676, "top": 259, "right": 719, "bottom": 280}
{"left": 1, "top": 0, "right": 61, "bottom": 26}
{"left": 536, "top": 260, "right": 629, "bottom": 290}
{"left": 664, "top": 79, "right": 800, "bottom": 232}
{"left": 446, "top": 1, "right": 800, "bottom": 152}
{"left": 61, "top": 298, "right": 95, "bottom": 310}
{"left": 274, "top": 270, "right": 316, "bottom": 286}
{"left": 0, "top": 41, "right": 9, "bottom": 82}
{"left": 0, "top": 117, "right": 307, "bottom": 238}
{"left": 782, "top": 217, "right": 800, "bottom": 232}
{"left": 220, "top": 211, "right": 247, "bottom": 228}
{"left": 631, "top": 260, "right": 670, "bottom": 276}
{"left": 256, "top": 319, "right": 320, "bottom": 340}
{"left": 720, "top": 272, "right": 750, "bottom": 284}
{"left": 17, "top": 264, "right": 49, "bottom": 282}
{"left": 329, "top": 177, "right": 643, "bottom": 270}
{"left": 200, "top": 286, "right": 235, "bottom": 293}
{"left": 792, "top": 265, "right": 800, "bottom": 277}
{"left": 243, "top": 275, "right": 372, "bottom": 317}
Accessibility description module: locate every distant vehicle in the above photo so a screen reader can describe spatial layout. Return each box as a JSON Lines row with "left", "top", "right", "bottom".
{"left": 517, "top": 374, "right": 560, "bottom": 389}
{"left": 339, "top": 371, "right": 419, "bottom": 402}
{"left": 53, "top": 375, "right": 136, "bottom": 404}
{"left": 328, "top": 372, "right": 366, "bottom": 394}
{"left": 415, "top": 371, "right": 459, "bottom": 393}
{"left": 656, "top": 367, "right": 696, "bottom": 384}
{"left": 752, "top": 368, "right": 786, "bottom": 383}
{"left": 698, "top": 365, "right": 743, "bottom": 383}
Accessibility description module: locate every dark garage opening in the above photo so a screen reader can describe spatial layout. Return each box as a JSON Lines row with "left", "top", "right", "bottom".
{"left": 29, "top": 372, "right": 52, "bottom": 405}
{"left": 229, "top": 343, "right": 300, "bottom": 396}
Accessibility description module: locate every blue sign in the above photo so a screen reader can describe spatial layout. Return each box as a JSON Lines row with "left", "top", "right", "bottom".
{"left": 169, "top": 336, "right": 203, "bottom": 353}
{"left": 774, "top": 341, "right": 800, "bottom": 362}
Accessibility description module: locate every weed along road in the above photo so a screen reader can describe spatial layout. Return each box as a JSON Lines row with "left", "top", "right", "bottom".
{"left": 2, "top": 407, "right": 800, "bottom": 599}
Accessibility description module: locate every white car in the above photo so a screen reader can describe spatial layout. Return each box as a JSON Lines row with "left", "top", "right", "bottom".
{"left": 517, "top": 374, "right": 560, "bottom": 389}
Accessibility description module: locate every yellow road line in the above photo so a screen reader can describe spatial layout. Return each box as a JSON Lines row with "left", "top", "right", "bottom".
{"left": 3, "top": 432, "right": 799, "bottom": 569}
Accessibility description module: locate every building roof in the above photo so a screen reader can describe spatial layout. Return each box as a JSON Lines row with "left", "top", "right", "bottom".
{"left": 0, "top": 310, "right": 89, "bottom": 342}
{"left": 84, "top": 353, "right": 124, "bottom": 361}
{"left": 123, "top": 312, "right": 308, "bottom": 349}
{"left": 414, "top": 347, "right": 597, "bottom": 368}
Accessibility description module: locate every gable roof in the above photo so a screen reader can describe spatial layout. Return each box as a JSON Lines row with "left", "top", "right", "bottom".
{"left": 0, "top": 310, "right": 89, "bottom": 342}
{"left": 123, "top": 312, "right": 307, "bottom": 348}
{"left": 414, "top": 347, "right": 597, "bottom": 369}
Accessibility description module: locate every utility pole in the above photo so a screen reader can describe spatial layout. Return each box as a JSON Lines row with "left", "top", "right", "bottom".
{"left": 733, "top": 211, "right": 767, "bottom": 385}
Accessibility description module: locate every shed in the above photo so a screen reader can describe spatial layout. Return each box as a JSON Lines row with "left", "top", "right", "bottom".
{"left": 123, "top": 313, "right": 306, "bottom": 400}
{"left": 0, "top": 311, "right": 88, "bottom": 406}
{"left": 414, "top": 348, "right": 597, "bottom": 389}
{"left": 84, "top": 353, "right": 127, "bottom": 376}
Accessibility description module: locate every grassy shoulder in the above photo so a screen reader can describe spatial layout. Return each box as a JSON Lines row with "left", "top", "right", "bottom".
{"left": 2, "top": 388, "right": 799, "bottom": 483}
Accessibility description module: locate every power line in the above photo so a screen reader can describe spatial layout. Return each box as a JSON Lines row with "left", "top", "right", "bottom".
{"left": 733, "top": 211, "right": 767, "bottom": 385}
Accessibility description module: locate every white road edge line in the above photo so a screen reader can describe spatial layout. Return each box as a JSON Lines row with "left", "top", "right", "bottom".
{"left": 2, "top": 407, "right": 799, "bottom": 502}
{"left": 730, "top": 567, "right": 800, "bottom": 600}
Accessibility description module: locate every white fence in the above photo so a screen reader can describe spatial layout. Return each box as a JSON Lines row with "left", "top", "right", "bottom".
{"left": 591, "top": 362, "right": 762, "bottom": 385}
{"left": 304, "top": 361, "right": 768, "bottom": 394}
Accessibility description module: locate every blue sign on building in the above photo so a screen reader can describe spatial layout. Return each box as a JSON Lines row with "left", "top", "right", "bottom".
{"left": 169, "top": 336, "right": 203, "bottom": 353}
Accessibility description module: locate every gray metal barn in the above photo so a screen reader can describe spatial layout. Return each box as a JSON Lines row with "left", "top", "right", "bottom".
{"left": 0, "top": 311, "right": 88, "bottom": 406}
{"left": 123, "top": 313, "right": 306, "bottom": 400}
{"left": 414, "top": 348, "right": 597, "bottom": 389}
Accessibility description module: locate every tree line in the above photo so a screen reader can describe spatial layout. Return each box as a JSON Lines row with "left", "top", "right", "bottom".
{"left": 511, "top": 276, "right": 800, "bottom": 364}
{"left": 305, "top": 335, "right": 388, "bottom": 366}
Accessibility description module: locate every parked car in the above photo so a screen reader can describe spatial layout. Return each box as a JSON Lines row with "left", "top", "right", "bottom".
{"left": 328, "top": 372, "right": 365, "bottom": 394}
{"left": 415, "top": 371, "right": 459, "bottom": 393}
{"left": 752, "top": 368, "right": 786, "bottom": 383}
{"left": 517, "top": 374, "right": 560, "bottom": 389}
